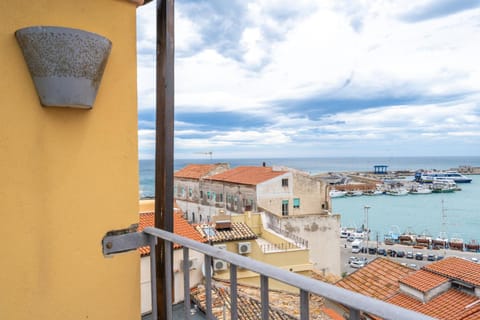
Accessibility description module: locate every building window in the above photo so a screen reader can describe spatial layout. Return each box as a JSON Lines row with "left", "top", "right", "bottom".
{"left": 207, "top": 191, "right": 211, "bottom": 200}
{"left": 189, "top": 188, "right": 193, "bottom": 198}
{"left": 282, "top": 200, "right": 289, "bottom": 216}
{"left": 293, "top": 198, "right": 300, "bottom": 208}
{"left": 212, "top": 192, "right": 216, "bottom": 201}
{"left": 282, "top": 178, "right": 288, "bottom": 187}
{"left": 219, "top": 193, "right": 223, "bottom": 202}
{"left": 200, "top": 190, "right": 203, "bottom": 199}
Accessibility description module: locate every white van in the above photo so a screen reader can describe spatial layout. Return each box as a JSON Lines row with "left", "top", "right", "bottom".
{"left": 351, "top": 239, "right": 363, "bottom": 253}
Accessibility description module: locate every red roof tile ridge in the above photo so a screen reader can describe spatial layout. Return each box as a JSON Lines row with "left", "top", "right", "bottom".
{"left": 207, "top": 166, "right": 288, "bottom": 185}
{"left": 399, "top": 269, "right": 449, "bottom": 293}
{"left": 422, "top": 256, "right": 480, "bottom": 286}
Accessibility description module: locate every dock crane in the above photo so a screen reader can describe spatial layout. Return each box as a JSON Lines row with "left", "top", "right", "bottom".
{"left": 195, "top": 151, "right": 213, "bottom": 160}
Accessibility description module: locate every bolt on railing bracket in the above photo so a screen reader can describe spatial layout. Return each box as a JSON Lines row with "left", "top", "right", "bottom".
{"left": 102, "top": 224, "right": 150, "bottom": 256}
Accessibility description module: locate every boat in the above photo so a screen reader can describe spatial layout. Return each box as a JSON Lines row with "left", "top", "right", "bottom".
{"left": 448, "top": 237, "right": 464, "bottom": 251}
{"left": 364, "top": 189, "right": 383, "bottom": 196}
{"left": 433, "top": 231, "right": 449, "bottom": 249}
{"left": 386, "top": 188, "right": 408, "bottom": 196}
{"left": 466, "top": 240, "right": 480, "bottom": 252}
{"left": 416, "top": 230, "right": 432, "bottom": 247}
{"left": 329, "top": 189, "right": 347, "bottom": 198}
{"left": 399, "top": 229, "right": 416, "bottom": 245}
{"left": 346, "top": 190, "right": 363, "bottom": 197}
{"left": 409, "top": 185, "right": 432, "bottom": 194}
{"left": 384, "top": 226, "right": 400, "bottom": 244}
{"left": 415, "top": 170, "right": 472, "bottom": 183}
{"left": 431, "top": 178, "right": 457, "bottom": 193}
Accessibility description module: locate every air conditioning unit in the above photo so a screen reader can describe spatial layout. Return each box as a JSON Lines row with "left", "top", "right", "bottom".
{"left": 213, "top": 259, "right": 227, "bottom": 271}
{"left": 180, "top": 258, "right": 196, "bottom": 270}
{"left": 214, "top": 244, "right": 227, "bottom": 250}
{"left": 238, "top": 242, "right": 251, "bottom": 254}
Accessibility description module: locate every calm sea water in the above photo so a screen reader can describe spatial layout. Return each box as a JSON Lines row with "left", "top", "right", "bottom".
{"left": 139, "top": 156, "right": 480, "bottom": 242}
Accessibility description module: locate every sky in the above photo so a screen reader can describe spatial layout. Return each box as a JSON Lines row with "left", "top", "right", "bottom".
{"left": 136, "top": 0, "right": 480, "bottom": 160}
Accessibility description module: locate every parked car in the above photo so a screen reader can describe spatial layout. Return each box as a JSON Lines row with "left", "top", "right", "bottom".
{"left": 436, "top": 255, "right": 444, "bottom": 261}
{"left": 427, "top": 254, "right": 436, "bottom": 261}
{"left": 368, "top": 247, "right": 377, "bottom": 255}
{"left": 409, "top": 263, "right": 418, "bottom": 269}
{"left": 396, "top": 250, "right": 405, "bottom": 258}
{"left": 351, "top": 260, "right": 365, "bottom": 268}
{"left": 388, "top": 249, "right": 397, "bottom": 257}
{"left": 377, "top": 248, "right": 387, "bottom": 256}
{"left": 348, "top": 256, "right": 358, "bottom": 264}
{"left": 406, "top": 252, "right": 414, "bottom": 259}
{"left": 415, "top": 253, "right": 424, "bottom": 261}
{"left": 471, "top": 257, "right": 479, "bottom": 263}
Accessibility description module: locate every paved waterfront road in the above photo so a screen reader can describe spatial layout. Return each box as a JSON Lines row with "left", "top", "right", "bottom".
{"left": 340, "top": 239, "right": 480, "bottom": 275}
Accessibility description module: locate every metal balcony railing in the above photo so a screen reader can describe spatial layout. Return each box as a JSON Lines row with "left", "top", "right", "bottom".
{"left": 103, "top": 227, "right": 435, "bottom": 320}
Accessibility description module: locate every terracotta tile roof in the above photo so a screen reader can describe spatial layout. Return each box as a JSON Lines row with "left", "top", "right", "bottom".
{"left": 190, "top": 281, "right": 332, "bottom": 320}
{"left": 208, "top": 166, "right": 287, "bottom": 186}
{"left": 422, "top": 256, "right": 480, "bottom": 287}
{"left": 399, "top": 269, "right": 449, "bottom": 293}
{"left": 174, "top": 164, "right": 222, "bottom": 179}
{"left": 336, "top": 258, "right": 414, "bottom": 300}
{"left": 386, "top": 289, "right": 480, "bottom": 320}
{"left": 195, "top": 222, "right": 257, "bottom": 243}
{"left": 138, "top": 211, "right": 206, "bottom": 255}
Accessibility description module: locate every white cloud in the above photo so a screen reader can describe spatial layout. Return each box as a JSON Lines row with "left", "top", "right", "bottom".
{"left": 136, "top": 1, "right": 480, "bottom": 158}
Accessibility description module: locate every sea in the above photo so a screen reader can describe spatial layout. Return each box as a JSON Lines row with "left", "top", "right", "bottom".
{"left": 139, "top": 156, "right": 480, "bottom": 243}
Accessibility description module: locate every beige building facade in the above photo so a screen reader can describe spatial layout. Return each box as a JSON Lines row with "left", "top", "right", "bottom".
{"left": 174, "top": 164, "right": 341, "bottom": 276}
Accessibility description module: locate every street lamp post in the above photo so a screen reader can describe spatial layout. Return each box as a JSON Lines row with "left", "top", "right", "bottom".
{"left": 364, "top": 205, "right": 371, "bottom": 250}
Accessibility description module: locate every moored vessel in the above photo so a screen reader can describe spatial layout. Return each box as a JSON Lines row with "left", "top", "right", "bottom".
{"left": 415, "top": 170, "right": 472, "bottom": 183}
{"left": 329, "top": 189, "right": 347, "bottom": 198}
{"left": 466, "top": 240, "right": 480, "bottom": 252}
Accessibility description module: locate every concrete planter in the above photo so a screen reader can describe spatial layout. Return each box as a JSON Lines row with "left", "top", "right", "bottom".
{"left": 15, "top": 26, "right": 112, "bottom": 109}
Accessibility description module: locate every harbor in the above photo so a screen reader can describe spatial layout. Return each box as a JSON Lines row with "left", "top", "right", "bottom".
{"left": 318, "top": 164, "right": 479, "bottom": 197}
{"left": 331, "top": 165, "right": 479, "bottom": 256}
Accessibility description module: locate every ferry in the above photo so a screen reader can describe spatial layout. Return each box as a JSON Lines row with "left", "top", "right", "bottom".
{"left": 414, "top": 171, "right": 472, "bottom": 183}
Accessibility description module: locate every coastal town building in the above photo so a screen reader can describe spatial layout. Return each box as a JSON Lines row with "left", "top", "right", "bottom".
{"left": 174, "top": 164, "right": 341, "bottom": 276}
{"left": 138, "top": 200, "right": 319, "bottom": 315}
{"left": 334, "top": 257, "right": 480, "bottom": 319}
{"left": 174, "top": 164, "right": 331, "bottom": 219}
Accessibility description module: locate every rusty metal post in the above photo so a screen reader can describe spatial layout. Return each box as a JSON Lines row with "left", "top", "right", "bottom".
{"left": 155, "top": 0, "right": 174, "bottom": 319}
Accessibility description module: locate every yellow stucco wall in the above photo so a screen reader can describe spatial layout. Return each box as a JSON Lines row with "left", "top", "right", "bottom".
{"left": 0, "top": 1, "right": 140, "bottom": 319}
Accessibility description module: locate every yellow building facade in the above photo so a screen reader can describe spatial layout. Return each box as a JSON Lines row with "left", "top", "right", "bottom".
{"left": 1, "top": 1, "right": 142, "bottom": 319}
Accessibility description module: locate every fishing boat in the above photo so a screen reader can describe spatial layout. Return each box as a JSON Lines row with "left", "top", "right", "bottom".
{"left": 431, "top": 179, "right": 457, "bottom": 193}
{"left": 466, "top": 240, "right": 480, "bottom": 252}
{"left": 384, "top": 226, "right": 400, "bottom": 244}
{"left": 415, "top": 230, "right": 432, "bottom": 247}
{"left": 433, "top": 231, "right": 449, "bottom": 249}
{"left": 409, "top": 184, "right": 432, "bottom": 194}
{"left": 364, "top": 189, "right": 383, "bottom": 196}
{"left": 329, "top": 189, "right": 347, "bottom": 198}
{"left": 399, "top": 229, "right": 416, "bottom": 245}
{"left": 346, "top": 190, "right": 363, "bottom": 197}
{"left": 448, "top": 237, "right": 464, "bottom": 251}
{"left": 386, "top": 188, "right": 408, "bottom": 196}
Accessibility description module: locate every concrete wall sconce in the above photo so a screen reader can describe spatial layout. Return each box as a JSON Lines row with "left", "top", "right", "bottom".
{"left": 15, "top": 26, "right": 112, "bottom": 109}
